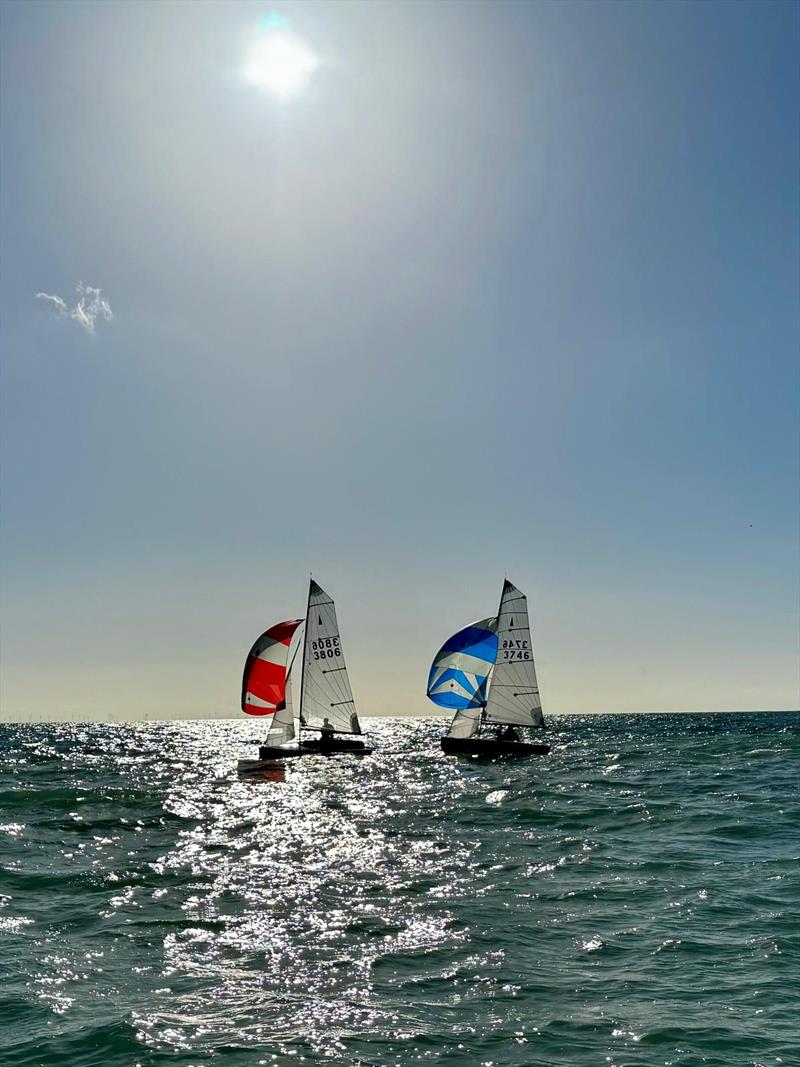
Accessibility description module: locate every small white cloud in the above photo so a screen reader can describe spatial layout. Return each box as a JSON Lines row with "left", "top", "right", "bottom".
{"left": 36, "top": 282, "right": 113, "bottom": 335}
{"left": 36, "top": 292, "right": 70, "bottom": 316}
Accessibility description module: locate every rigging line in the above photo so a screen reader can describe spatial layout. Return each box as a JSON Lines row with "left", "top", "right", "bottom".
{"left": 298, "top": 578, "right": 313, "bottom": 731}
{"left": 285, "top": 628, "right": 303, "bottom": 686}
{"left": 483, "top": 582, "right": 508, "bottom": 734}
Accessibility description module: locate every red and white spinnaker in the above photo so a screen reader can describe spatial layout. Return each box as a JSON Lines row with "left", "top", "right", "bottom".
{"left": 241, "top": 619, "right": 303, "bottom": 716}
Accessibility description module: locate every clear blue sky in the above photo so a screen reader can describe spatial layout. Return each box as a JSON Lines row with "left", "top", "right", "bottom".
{"left": 1, "top": 0, "right": 798, "bottom": 719}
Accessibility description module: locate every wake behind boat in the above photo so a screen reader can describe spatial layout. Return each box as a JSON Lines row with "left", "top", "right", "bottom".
{"left": 237, "top": 578, "right": 371, "bottom": 772}
{"left": 427, "top": 580, "right": 550, "bottom": 757}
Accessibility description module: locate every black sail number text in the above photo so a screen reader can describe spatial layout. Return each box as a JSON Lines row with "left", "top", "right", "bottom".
{"left": 312, "top": 636, "right": 341, "bottom": 660}
{"left": 501, "top": 638, "right": 530, "bottom": 661}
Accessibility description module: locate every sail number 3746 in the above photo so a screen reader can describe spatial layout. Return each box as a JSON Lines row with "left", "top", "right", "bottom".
{"left": 312, "top": 636, "right": 341, "bottom": 660}
{"left": 501, "top": 638, "right": 530, "bottom": 661}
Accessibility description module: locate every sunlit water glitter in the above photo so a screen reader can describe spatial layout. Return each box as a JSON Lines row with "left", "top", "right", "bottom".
{"left": 0, "top": 713, "right": 797, "bottom": 1066}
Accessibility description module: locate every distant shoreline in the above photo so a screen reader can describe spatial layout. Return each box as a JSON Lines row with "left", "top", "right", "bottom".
{"left": 1, "top": 709, "right": 798, "bottom": 725}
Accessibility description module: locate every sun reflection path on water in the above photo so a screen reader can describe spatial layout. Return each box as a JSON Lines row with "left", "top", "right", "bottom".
{"left": 135, "top": 720, "right": 483, "bottom": 1059}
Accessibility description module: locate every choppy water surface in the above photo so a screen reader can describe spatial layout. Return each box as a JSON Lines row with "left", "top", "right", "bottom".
{"left": 0, "top": 714, "right": 797, "bottom": 1067}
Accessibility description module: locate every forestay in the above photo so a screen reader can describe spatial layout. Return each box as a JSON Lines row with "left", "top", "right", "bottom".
{"left": 427, "top": 618, "right": 498, "bottom": 712}
{"left": 300, "top": 580, "right": 361, "bottom": 734}
{"left": 483, "top": 581, "right": 544, "bottom": 728}
{"left": 242, "top": 619, "right": 303, "bottom": 716}
{"left": 265, "top": 622, "right": 304, "bottom": 746}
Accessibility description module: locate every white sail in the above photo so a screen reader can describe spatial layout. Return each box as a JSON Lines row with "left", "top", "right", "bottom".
{"left": 299, "top": 580, "right": 361, "bottom": 734}
{"left": 266, "top": 623, "right": 304, "bottom": 746}
{"left": 483, "top": 580, "right": 545, "bottom": 729}
{"left": 446, "top": 704, "right": 483, "bottom": 738}
{"left": 265, "top": 696, "right": 295, "bottom": 746}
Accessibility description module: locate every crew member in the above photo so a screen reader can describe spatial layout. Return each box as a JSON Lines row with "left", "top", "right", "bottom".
{"left": 320, "top": 716, "right": 335, "bottom": 750}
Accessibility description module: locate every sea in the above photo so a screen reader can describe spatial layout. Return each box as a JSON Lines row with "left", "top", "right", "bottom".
{"left": 0, "top": 713, "right": 797, "bottom": 1067}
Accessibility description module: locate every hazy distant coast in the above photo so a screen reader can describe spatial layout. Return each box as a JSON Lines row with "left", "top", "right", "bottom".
{"left": 2, "top": 709, "right": 797, "bottom": 724}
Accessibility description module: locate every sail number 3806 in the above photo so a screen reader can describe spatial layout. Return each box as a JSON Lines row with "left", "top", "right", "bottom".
{"left": 501, "top": 638, "right": 530, "bottom": 661}
{"left": 312, "top": 636, "right": 341, "bottom": 660}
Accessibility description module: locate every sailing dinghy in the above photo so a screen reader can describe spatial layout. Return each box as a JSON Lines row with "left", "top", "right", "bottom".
{"left": 427, "top": 580, "right": 550, "bottom": 757}
{"left": 238, "top": 579, "right": 371, "bottom": 771}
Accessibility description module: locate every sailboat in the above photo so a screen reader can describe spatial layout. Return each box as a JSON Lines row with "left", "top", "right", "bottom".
{"left": 238, "top": 579, "right": 371, "bottom": 769}
{"left": 427, "top": 580, "right": 550, "bottom": 756}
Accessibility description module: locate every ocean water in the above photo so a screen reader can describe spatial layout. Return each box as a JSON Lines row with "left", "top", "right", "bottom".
{"left": 0, "top": 714, "right": 797, "bottom": 1067}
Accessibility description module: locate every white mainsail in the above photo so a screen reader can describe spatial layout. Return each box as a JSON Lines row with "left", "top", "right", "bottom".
{"left": 299, "top": 580, "right": 361, "bottom": 734}
{"left": 482, "top": 580, "right": 545, "bottom": 729}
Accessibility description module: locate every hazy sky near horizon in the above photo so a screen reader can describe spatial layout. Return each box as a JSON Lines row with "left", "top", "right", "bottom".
{"left": 1, "top": 0, "right": 798, "bottom": 721}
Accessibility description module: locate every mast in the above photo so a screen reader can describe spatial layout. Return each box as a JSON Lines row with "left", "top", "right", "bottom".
{"left": 284, "top": 627, "right": 303, "bottom": 722}
{"left": 478, "top": 665, "right": 496, "bottom": 739}
{"left": 265, "top": 624, "right": 304, "bottom": 747}
{"left": 286, "top": 633, "right": 302, "bottom": 682}
{"left": 298, "top": 575, "right": 313, "bottom": 736}
{"left": 479, "top": 581, "right": 507, "bottom": 737}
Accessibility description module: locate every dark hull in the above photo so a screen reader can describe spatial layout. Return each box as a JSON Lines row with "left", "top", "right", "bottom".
{"left": 440, "top": 737, "right": 550, "bottom": 757}
{"left": 256, "top": 746, "right": 305, "bottom": 760}
{"left": 256, "top": 738, "right": 372, "bottom": 760}
{"left": 299, "top": 738, "right": 373, "bottom": 757}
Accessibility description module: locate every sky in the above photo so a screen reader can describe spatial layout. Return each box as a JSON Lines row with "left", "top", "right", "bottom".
{"left": 1, "top": 0, "right": 798, "bottom": 722}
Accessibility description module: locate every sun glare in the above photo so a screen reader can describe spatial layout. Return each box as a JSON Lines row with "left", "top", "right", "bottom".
{"left": 243, "top": 20, "right": 319, "bottom": 99}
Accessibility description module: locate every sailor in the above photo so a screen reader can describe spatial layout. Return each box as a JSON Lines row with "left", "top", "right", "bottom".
{"left": 320, "top": 717, "right": 335, "bottom": 750}
{"left": 498, "top": 725, "right": 519, "bottom": 742}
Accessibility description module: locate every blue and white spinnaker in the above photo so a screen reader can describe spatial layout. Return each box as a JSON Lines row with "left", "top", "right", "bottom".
{"left": 426, "top": 618, "right": 499, "bottom": 710}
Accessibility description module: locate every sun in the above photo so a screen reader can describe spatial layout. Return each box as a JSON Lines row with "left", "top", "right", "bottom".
{"left": 243, "top": 18, "right": 319, "bottom": 99}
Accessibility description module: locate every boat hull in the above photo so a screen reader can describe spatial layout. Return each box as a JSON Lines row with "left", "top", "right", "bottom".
{"left": 255, "top": 739, "right": 373, "bottom": 760}
{"left": 256, "top": 746, "right": 306, "bottom": 760}
{"left": 297, "top": 738, "right": 373, "bottom": 757}
{"left": 440, "top": 737, "right": 550, "bottom": 757}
